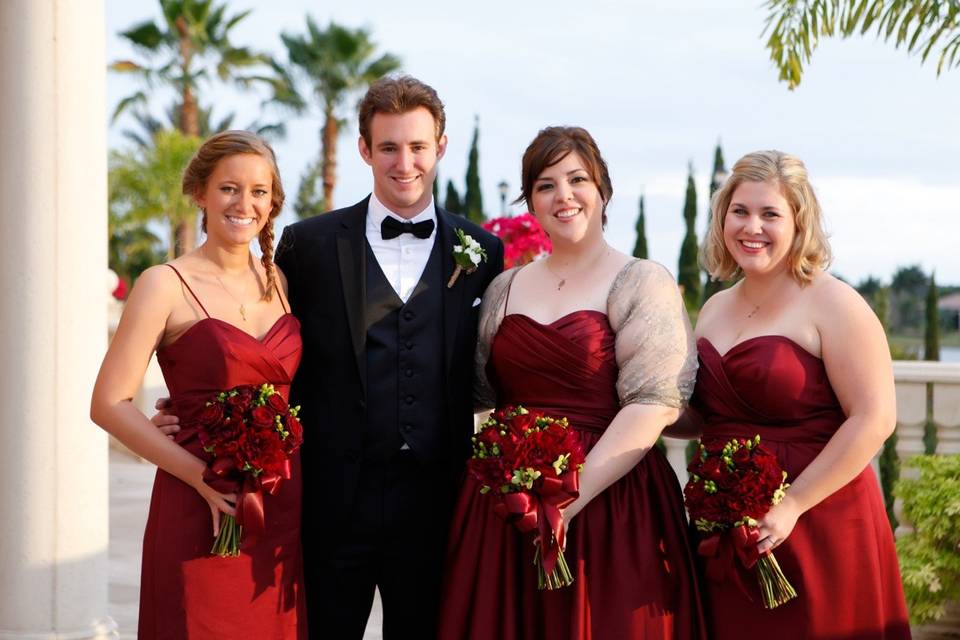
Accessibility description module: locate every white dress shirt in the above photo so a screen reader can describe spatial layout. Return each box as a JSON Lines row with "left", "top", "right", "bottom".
{"left": 365, "top": 193, "right": 438, "bottom": 304}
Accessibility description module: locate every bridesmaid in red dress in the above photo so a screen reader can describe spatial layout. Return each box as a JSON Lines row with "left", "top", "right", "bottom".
{"left": 669, "top": 150, "right": 910, "bottom": 638}
{"left": 438, "top": 127, "right": 706, "bottom": 639}
{"left": 91, "top": 131, "right": 306, "bottom": 638}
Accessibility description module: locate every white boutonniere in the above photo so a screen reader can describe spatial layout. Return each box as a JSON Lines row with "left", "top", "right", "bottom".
{"left": 447, "top": 228, "right": 488, "bottom": 288}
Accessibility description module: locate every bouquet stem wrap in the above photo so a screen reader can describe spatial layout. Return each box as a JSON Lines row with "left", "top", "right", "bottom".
{"left": 494, "top": 473, "right": 579, "bottom": 588}
{"left": 698, "top": 524, "right": 797, "bottom": 609}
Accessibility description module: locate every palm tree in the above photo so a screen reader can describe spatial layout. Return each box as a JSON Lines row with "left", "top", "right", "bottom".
{"left": 121, "top": 102, "right": 284, "bottom": 150}
{"left": 110, "top": 0, "right": 264, "bottom": 253}
{"left": 275, "top": 17, "right": 401, "bottom": 211}
{"left": 763, "top": 0, "right": 960, "bottom": 89}
{"left": 109, "top": 129, "right": 203, "bottom": 259}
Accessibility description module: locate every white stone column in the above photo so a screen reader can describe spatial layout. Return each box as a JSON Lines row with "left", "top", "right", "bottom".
{"left": 0, "top": 0, "right": 115, "bottom": 638}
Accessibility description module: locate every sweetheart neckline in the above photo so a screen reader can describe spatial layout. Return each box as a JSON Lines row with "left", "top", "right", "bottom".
{"left": 698, "top": 334, "right": 822, "bottom": 362}
{"left": 503, "top": 309, "right": 609, "bottom": 328}
{"left": 159, "top": 313, "right": 298, "bottom": 353}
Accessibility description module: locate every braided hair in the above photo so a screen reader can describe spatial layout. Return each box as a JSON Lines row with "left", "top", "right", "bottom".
{"left": 182, "top": 130, "right": 286, "bottom": 301}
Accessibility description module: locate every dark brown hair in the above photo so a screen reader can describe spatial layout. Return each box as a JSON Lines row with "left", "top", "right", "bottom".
{"left": 517, "top": 126, "right": 613, "bottom": 226}
{"left": 182, "top": 130, "right": 285, "bottom": 301}
{"left": 358, "top": 75, "right": 446, "bottom": 148}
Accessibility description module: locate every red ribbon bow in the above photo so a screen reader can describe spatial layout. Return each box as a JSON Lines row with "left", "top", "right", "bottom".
{"left": 205, "top": 457, "right": 292, "bottom": 548}
{"left": 492, "top": 472, "right": 580, "bottom": 575}
{"left": 698, "top": 524, "right": 762, "bottom": 600}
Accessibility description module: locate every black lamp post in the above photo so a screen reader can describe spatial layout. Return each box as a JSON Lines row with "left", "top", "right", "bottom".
{"left": 498, "top": 180, "right": 509, "bottom": 216}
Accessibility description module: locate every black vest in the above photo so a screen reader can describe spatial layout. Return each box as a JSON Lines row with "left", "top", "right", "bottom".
{"left": 363, "top": 238, "right": 446, "bottom": 462}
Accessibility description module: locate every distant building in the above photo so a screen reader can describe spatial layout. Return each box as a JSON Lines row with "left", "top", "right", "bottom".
{"left": 938, "top": 292, "right": 960, "bottom": 331}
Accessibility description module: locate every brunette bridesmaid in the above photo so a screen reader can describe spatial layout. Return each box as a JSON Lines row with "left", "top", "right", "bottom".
{"left": 438, "top": 126, "right": 705, "bottom": 640}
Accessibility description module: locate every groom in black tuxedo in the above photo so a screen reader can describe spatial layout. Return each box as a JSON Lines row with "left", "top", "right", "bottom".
{"left": 275, "top": 76, "right": 503, "bottom": 639}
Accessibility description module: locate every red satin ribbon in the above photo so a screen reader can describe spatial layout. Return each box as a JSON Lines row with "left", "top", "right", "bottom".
{"left": 492, "top": 472, "right": 580, "bottom": 575}
{"left": 698, "top": 524, "right": 762, "bottom": 600}
{"left": 205, "top": 457, "right": 292, "bottom": 549}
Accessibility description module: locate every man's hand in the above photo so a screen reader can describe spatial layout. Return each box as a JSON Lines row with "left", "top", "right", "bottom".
{"left": 151, "top": 397, "right": 180, "bottom": 438}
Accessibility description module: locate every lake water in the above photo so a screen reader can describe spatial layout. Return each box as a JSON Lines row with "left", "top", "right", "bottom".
{"left": 942, "top": 346, "right": 960, "bottom": 363}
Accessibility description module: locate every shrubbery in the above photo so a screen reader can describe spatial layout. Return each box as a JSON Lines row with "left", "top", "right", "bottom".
{"left": 895, "top": 455, "right": 960, "bottom": 624}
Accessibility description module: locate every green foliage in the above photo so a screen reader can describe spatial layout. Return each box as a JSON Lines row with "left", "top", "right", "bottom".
{"left": 678, "top": 164, "right": 701, "bottom": 310}
{"left": 109, "top": 211, "right": 166, "bottom": 286}
{"left": 703, "top": 142, "right": 729, "bottom": 303}
{"left": 926, "top": 274, "right": 941, "bottom": 360}
{"left": 274, "top": 17, "right": 401, "bottom": 209}
{"left": 444, "top": 180, "right": 463, "bottom": 214}
{"left": 891, "top": 264, "right": 929, "bottom": 332}
{"left": 878, "top": 431, "right": 900, "bottom": 529}
{"left": 294, "top": 159, "right": 325, "bottom": 219}
{"left": 632, "top": 195, "right": 648, "bottom": 259}
{"left": 894, "top": 454, "right": 960, "bottom": 624}
{"left": 109, "top": 129, "right": 203, "bottom": 256}
{"left": 464, "top": 117, "right": 485, "bottom": 223}
{"left": 110, "top": 0, "right": 264, "bottom": 126}
{"left": 763, "top": 0, "right": 960, "bottom": 90}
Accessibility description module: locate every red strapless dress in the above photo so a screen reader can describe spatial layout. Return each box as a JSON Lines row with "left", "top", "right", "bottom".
{"left": 438, "top": 311, "right": 706, "bottom": 640}
{"left": 693, "top": 336, "right": 910, "bottom": 639}
{"left": 138, "top": 315, "right": 306, "bottom": 639}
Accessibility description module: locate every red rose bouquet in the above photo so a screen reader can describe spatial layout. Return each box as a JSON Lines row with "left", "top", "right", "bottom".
{"left": 468, "top": 405, "right": 585, "bottom": 589}
{"left": 197, "top": 383, "right": 303, "bottom": 556}
{"left": 483, "top": 213, "right": 552, "bottom": 268}
{"left": 684, "top": 435, "right": 798, "bottom": 608}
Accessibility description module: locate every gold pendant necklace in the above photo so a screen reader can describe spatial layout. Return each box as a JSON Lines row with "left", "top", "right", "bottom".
{"left": 545, "top": 246, "right": 609, "bottom": 291}
{"left": 214, "top": 273, "right": 250, "bottom": 321}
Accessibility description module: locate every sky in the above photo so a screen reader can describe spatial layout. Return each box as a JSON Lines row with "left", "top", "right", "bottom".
{"left": 106, "top": 0, "right": 960, "bottom": 285}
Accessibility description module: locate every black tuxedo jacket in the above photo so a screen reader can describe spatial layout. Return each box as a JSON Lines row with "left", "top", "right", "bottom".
{"left": 275, "top": 196, "right": 504, "bottom": 525}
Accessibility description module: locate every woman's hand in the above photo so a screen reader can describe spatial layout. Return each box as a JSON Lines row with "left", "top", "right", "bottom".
{"left": 192, "top": 480, "right": 237, "bottom": 537}
{"left": 151, "top": 397, "right": 181, "bottom": 438}
{"left": 755, "top": 493, "right": 803, "bottom": 554}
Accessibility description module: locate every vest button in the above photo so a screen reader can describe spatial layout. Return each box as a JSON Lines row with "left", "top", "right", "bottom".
{"left": 403, "top": 310, "right": 414, "bottom": 321}
{"left": 405, "top": 368, "right": 414, "bottom": 378}
{"left": 405, "top": 340, "right": 413, "bottom": 349}
{"left": 403, "top": 424, "right": 413, "bottom": 433}
{"left": 405, "top": 395, "right": 415, "bottom": 405}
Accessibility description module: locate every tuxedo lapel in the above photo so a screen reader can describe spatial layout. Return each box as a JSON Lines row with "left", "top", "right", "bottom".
{"left": 439, "top": 209, "right": 465, "bottom": 375}
{"left": 336, "top": 198, "right": 369, "bottom": 391}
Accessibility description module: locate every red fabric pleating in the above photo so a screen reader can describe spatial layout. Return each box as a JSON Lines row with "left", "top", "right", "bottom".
{"left": 692, "top": 336, "right": 911, "bottom": 639}
{"left": 139, "top": 315, "right": 306, "bottom": 640}
{"left": 438, "top": 311, "right": 706, "bottom": 640}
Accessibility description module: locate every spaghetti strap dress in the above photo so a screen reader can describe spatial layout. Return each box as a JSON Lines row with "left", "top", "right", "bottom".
{"left": 137, "top": 264, "right": 307, "bottom": 639}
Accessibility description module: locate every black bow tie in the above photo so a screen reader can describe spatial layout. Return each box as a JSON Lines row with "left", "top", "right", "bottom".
{"left": 380, "top": 216, "right": 435, "bottom": 240}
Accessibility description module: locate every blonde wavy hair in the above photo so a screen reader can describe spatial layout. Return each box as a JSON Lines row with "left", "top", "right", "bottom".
{"left": 701, "top": 150, "right": 831, "bottom": 285}
{"left": 182, "top": 130, "right": 285, "bottom": 301}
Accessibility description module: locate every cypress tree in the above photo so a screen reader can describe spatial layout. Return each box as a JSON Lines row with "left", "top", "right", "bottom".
{"left": 632, "top": 194, "right": 648, "bottom": 259}
{"left": 463, "top": 116, "right": 485, "bottom": 223}
{"left": 925, "top": 273, "right": 940, "bottom": 361}
{"left": 702, "top": 142, "right": 727, "bottom": 303}
{"left": 444, "top": 180, "right": 463, "bottom": 215}
{"left": 874, "top": 286, "right": 891, "bottom": 335}
{"left": 678, "top": 163, "right": 701, "bottom": 310}
{"left": 432, "top": 171, "right": 440, "bottom": 203}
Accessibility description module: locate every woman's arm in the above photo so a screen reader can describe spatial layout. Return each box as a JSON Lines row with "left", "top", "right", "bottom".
{"left": 755, "top": 278, "right": 895, "bottom": 553}
{"left": 663, "top": 406, "right": 705, "bottom": 440}
{"left": 90, "top": 266, "right": 236, "bottom": 533}
{"left": 564, "top": 403, "right": 679, "bottom": 520}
